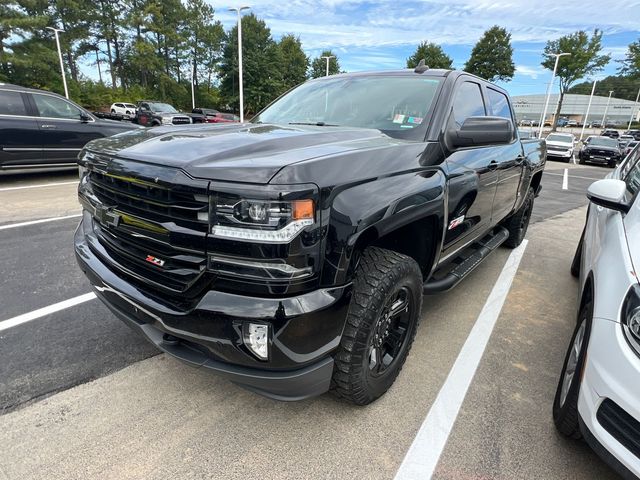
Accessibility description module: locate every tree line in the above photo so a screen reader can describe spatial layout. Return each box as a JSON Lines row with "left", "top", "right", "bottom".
{"left": 0, "top": 1, "right": 341, "bottom": 113}
{"left": 2, "top": 2, "right": 639, "bottom": 128}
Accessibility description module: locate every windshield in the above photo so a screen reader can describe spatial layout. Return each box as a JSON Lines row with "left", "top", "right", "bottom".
{"left": 149, "top": 102, "right": 177, "bottom": 113}
{"left": 589, "top": 137, "right": 619, "bottom": 148}
{"left": 546, "top": 134, "right": 572, "bottom": 143}
{"left": 253, "top": 75, "right": 442, "bottom": 139}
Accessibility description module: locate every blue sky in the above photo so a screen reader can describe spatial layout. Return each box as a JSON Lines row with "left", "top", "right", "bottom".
{"left": 207, "top": 0, "right": 639, "bottom": 96}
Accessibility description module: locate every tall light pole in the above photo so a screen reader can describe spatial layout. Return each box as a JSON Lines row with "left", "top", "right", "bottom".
{"left": 628, "top": 87, "right": 640, "bottom": 131}
{"left": 229, "top": 5, "right": 250, "bottom": 122}
{"left": 321, "top": 55, "right": 335, "bottom": 77}
{"left": 191, "top": 60, "right": 196, "bottom": 110}
{"left": 46, "top": 27, "right": 68, "bottom": 99}
{"left": 538, "top": 52, "right": 571, "bottom": 138}
{"left": 579, "top": 79, "right": 597, "bottom": 142}
{"left": 601, "top": 90, "right": 614, "bottom": 127}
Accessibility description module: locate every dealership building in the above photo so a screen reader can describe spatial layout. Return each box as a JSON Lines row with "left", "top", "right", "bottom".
{"left": 511, "top": 93, "right": 639, "bottom": 126}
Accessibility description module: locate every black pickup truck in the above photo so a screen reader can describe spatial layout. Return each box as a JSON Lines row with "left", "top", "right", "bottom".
{"left": 133, "top": 100, "right": 194, "bottom": 127}
{"left": 75, "top": 68, "right": 545, "bottom": 405}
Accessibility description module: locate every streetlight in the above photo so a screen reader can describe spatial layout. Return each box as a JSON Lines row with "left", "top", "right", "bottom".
{"left": 628, "top": 87, "right": 640, "bottom": 131}
{"left": 538, "top": 52, "right": 571, "bottom": 138}
{"left": 321, "top": 55, "right": 335, "bottom": 77}
{"left": 601, "top": 90, "right": 614, "bottom": 127}
{"left": 229, "top": 5, "right": 250, "bottom": 123}
{"left": 579, "top": 79, "right": 597, "bottom": 142}
{"left": 46, "top": 26, "right": 69, "bottom": 99}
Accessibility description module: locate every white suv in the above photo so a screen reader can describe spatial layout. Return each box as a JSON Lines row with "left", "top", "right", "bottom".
{"left": 553, "top": 142, "right": 640, "bottom": 478}
{"left": 110, "top": 102, "right": 137, "bottom": 118}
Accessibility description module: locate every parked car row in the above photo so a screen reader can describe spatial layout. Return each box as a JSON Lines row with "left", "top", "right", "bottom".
{"left": 0, "top": 83, "right": 241, "bottom": 173}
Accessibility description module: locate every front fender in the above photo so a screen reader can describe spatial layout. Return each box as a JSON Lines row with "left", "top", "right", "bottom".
{"left": 319, "top": 168, "right": 446, "bottom": 286}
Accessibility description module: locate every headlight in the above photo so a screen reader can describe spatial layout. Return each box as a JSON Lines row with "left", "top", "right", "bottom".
{"left": 622, "top": 284, "right": 640, "bottom": 355}
{"left": 78, "top": 164, "right": 87, "bottom": 180}
{"left": 212, "top": 198, "right": 315, "bottom": 243}
{"left": 161, "top": 117, "right": 172, "bottom": 125}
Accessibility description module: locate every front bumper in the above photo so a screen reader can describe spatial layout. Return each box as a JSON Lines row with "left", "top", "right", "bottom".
{"left": 579, "top": 317, "right": 640, "bottom": 477}
{"left": 547, "top": 148, "right": 573, "bottom": 159}
{"left": 74, "top": 213, "right": 351, "bottom": 400}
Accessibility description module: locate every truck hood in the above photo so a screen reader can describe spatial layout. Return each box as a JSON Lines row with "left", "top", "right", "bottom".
{"left": 85, "top": 123, "right": 401, "bottom": 183}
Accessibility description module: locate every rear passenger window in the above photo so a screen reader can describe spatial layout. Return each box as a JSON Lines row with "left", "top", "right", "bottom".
{"left": 487, "top": 88, "right": 513, "bottom": 120}
{"left": 452, "top": 82, "right": 485, "bottom": 127}
{"left": 0, "top": 91, "right": 28, "bottom": 116}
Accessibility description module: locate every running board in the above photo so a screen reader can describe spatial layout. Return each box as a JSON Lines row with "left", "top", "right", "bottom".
{"left": 423, "top": 227, "right": 510, "bottom": 294}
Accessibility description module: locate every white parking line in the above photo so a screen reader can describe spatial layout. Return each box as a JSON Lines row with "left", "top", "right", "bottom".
{"left": 0, "top": 181, "right": 78, "bottom": 192}
{"left": 394, "top": 241, "right": 528, "bottom": 480}
{"left": 0, "top": 293, "right": 96, "bottom": 333}
{"left": 543, "top": 171, "right": 601, "bottom": 182}
{"left": 0, "top": 213, "right": 82, "bottom": 231}
{"left": 562, "top": 168, "right": 568, "bottom": 190}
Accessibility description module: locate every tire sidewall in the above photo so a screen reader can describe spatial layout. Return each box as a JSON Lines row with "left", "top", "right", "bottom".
{"left": 360, "top": 267, "right": 422, "bottom": 397}
{"left": 553, "top": 300, "right": 593, "bottom": 425}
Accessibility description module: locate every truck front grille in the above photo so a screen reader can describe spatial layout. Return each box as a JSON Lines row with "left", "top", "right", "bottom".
{"left": 90, "top": 171, "right": 209, "bottom": 233}
{"left": 86, "top": 166, "right": 210, "bottom": 295}
{"left": 171, "top": 116, "right": 191, "bottom": 125}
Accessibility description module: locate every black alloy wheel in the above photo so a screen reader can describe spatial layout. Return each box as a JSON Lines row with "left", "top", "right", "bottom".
{"left": 367, "top": 286, "right": 415, "bottom": 377}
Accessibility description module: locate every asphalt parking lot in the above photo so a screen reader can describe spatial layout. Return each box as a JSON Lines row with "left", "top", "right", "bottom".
{"left": 0, "top": 161, "right": 622, "bottom": 479}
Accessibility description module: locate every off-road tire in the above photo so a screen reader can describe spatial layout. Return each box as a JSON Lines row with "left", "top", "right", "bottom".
{"left": 552, "top": 300, "right": 593, "bottom": 439}
{"left": 503, "top": 187, "right": 534, "bottom": 248}
{"left": 330, "top": 247, "right": 422, "bottom": 405}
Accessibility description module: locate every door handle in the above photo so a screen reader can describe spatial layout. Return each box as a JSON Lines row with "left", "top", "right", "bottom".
{"left": 41, "top": 124, "right": 57, "bottom": 129}
{"left": 515, "top": 155, "right": 525, "bottom": 164}
{"left": 488, "top": 160, "right": 498, "bottom": 171}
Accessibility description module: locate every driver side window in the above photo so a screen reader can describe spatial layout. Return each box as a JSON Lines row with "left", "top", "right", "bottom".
{"left": 33, "top": 94, "right": 82, "bottom": 120}
{"left": 452, "top": 82, "right": 486, "bottom": 127}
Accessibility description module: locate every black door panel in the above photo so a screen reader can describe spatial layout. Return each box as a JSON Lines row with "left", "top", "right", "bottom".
{"left": 31, "top": 92, "right": 102, "bottom": 164}
{"left": 0, "top": 91, "right": 43, "bottom": 168}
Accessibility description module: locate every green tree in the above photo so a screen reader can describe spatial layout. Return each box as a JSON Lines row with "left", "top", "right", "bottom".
{"left": 278, "top": 34, "right": 308, "bottom": 91}
{"left": 569, "top": 75, "right": 640, "bottom": 102}
{"left": 464, "top": 26, "right": 515, "bottom": 82}
{"left": 310, "top": 50, "right": 340, "bottom": 78}
{"left": 406, "top": 41, "right": 452, "bottom": 69}
{"left": 541, "top": 29, "right": 610, "bottom": 130}
{"left": 219, "top": 14, "right": 283, "bottom": 115}
{"left": 619, "top": 37, "right": 640, "bottom": 78}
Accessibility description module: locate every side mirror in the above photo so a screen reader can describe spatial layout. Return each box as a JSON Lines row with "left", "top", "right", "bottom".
{"left": 80, "top": 112, "right": 91, "bottom": 123}
{"left": 587, "top": 179, "right": 630, "bottom": 213}
{"left": 450, "top": 116, "right": 513, "bottom": 148}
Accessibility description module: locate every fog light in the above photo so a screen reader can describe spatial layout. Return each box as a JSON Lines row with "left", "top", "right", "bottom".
{"left": 243, "top": 323, "right": 269, "bottom": 360}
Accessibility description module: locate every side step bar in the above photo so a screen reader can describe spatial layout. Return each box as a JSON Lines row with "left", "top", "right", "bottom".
{"left": 423, "top": 227, "right": 510, "bottom": 294}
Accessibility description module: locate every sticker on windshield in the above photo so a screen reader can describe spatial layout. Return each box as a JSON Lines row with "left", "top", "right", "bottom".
{"left": 408, "top": 116, "right": 423, "bottom": 124}
{"left": 393, "top": 114, "right": 405, "bottom": 124}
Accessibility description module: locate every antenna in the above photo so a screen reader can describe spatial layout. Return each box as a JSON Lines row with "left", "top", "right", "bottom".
{"left": 414, "top": 59, "right": 429, "bottom": 74}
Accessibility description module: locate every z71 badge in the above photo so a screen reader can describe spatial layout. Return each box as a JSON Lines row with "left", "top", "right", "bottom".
{"left": 145, "top": 255, "right": 165, "bottom": 267}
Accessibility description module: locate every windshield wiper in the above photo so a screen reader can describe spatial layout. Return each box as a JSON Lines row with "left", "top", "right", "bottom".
{"left": 288, "top": 122, "right": 340, "bottom": 127}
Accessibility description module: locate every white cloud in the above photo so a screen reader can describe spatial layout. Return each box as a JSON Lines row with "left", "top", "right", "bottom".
{"left": 515, "top": 65, "right": 545, "bottom": 79}
{"left": 208, "top": 0, "right": 639, "bottom": 51}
